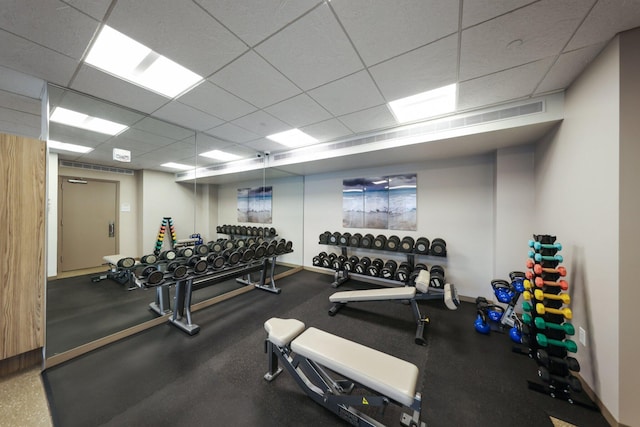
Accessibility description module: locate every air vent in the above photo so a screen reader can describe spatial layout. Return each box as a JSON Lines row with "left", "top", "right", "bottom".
{"left": 176, "top": 157, "right": 264, "bottom": 179}
{"left": 274, "top": 100, "right": 544, "bottom": 161}
{"left": 60, "top": 160, "right": 134, "bottom": 175}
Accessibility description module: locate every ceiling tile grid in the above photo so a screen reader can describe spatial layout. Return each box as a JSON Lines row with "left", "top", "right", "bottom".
{"left": 151, "top": 101, "right": 224, "bottom": 132}
{"left": 177, "top": 81, "right": 256, "bottom": 122}
{"left": 300, "top": 118, "right": 354, "bottom": 142}
{"left": 330, "top": 0, "right": 459, "bottom": 66}
{"left": 308, "top": 70, "right": 385, "bottom": 117}
{"left": 264, "top": 93, "right": 332, "bottom": 129}
{"left": 255, "top": 3, "right": 363, "bottom": 91}
{"left": 204, "top": 122, "right": 260, "bottom": 144}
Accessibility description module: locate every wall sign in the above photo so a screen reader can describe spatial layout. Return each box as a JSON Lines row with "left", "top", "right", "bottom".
{"left": 238, "top": 186, "right": 272, "bottom": 223}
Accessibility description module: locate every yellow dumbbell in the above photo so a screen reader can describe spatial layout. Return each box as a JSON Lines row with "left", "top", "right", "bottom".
{"left": 523, "top": 290, "right": 533, "bottom": 301}
{"left": 533, "top": 289, "right": 570, "bottom": 304}
{"left": 535, "top": 303, "right": 572, "bottom": 319}
{"left": 524, "top": 279, "right": 533, "bottom": 290}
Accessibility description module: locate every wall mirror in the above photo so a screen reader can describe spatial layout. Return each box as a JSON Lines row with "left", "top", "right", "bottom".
{"left": 45, "top": 84, "right": 304, "bottom": 361}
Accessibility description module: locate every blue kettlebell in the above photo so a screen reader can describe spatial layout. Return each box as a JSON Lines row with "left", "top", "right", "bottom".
{"left": 474, "top": 313, "right": 490, "bottom": 334}
{"left": 509, "top": 326, "right": 522, "bottom": 343}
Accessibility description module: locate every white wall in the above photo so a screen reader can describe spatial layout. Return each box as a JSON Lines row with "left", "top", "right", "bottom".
{"left": 216, "top": 175, "right": 304, "bottom": 265}
{"left": 46, "top": 153, "right": 58, "bottom": 277}
{"left": 139, "top": 169, "right": 213, "bottom": 255}
{"left": 304, "top": 155, "right": 496, "bottom": 300}
{"left": 494, "top": 145, "right": 536, "bottom": 280}
{"left": 535, "top": 38, "right": 620, "bottom": 419}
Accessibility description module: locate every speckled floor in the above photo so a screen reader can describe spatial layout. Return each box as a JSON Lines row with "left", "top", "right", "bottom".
{"left": 0, "top": 368, "right": 52, "bottom": 427}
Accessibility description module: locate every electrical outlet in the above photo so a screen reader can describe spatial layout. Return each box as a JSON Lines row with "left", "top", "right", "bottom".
{"left": 579, "top": 327, "right": 586, "bottom": 346}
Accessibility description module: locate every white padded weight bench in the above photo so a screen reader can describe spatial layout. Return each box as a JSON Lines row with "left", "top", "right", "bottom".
{"left": 264, "top": 317, "right": 426, "bottom": 427}
{"left": 328, "top": 270, "right": 459, "bottom": 345}
{"left": 91, "top": 254, "right": 138, "bottom": 290}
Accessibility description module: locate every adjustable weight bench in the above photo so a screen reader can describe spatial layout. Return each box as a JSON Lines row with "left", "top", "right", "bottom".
{"left": 91, "top": 254, "right": 137, "bottom": 290}
{"left": 328, "top": 270, "right": 459, "bottom": 345}
{"left": 264, "top": 317, "right": 426, "bottom": 427}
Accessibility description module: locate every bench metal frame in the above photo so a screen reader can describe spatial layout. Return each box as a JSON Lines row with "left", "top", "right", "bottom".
{"left": 264, "top": 339, "right": 425, "bottom": 427}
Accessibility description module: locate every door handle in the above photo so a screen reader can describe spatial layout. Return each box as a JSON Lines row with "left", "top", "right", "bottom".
{"left": 109, "top": 222, "right": 115, "bottom": 238}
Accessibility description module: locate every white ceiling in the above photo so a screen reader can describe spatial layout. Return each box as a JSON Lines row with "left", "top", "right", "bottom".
{"left": 1, "top": 0, "right": 639, "bottom": 180}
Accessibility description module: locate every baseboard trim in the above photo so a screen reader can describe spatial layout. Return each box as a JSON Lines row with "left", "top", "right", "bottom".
{"left": 0, "top": 348, "right": 43, "bottom": 377}
{"left": 575, "top": 374, "right": 618, "bottom": 427}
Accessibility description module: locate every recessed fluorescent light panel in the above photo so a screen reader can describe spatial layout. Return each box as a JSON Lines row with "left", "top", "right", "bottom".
{"left": 50, "top": 107, "right": 128, "bottom": 135}
{"left": 266, "top": 129, "right": 318, "bottom": 147}
{"left": 161, "top": 162, "right": 194, "bottom": 170}
{"left": 199, "top": 149, "right": 242, "bottom": 161}
{"left": 388, "top": 84, "right": 457, "bottom": 123}
{"left": 85, "top": 25, "right": 203, "bottom": 98}
{"left": 48, "top": 140, "right": 93, "bottom": 154}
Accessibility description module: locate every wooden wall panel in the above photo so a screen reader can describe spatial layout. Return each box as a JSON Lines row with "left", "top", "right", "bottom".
{"left": 0, "top": 133, "right": 46, "bottom": 360}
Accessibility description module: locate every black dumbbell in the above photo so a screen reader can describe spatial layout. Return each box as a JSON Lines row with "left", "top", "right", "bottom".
{"left": 537, "top": 367, "right": 582, "bottom": 392}
{"left": 385, "top": 235, "right": 401, "bottom": 251}
{"left": 319, "top": 231, "right": 331, "bottom": 244}
{"left": 343, "top": 255, "right": 359, "bottom": 271}
{"left": 322, "top": 253, "right": 337, "bottom": 268}
{"left": 409, "top": 263, "right": 428, "bottom": 285}
{"left": 366, "top": 258, "right": 384, "bottom": 277}
{"left": 254, "top": 245, "right": 266, "bottom": 259}
{"left": 395, "top": 261, "right": 412, "bottom": 282}
{"left": 139, "top": 265, "right": 164, "bottom": 286}
{"left": 194, "top": 244, "right": 209, "bottom": 256}
{"left": 372, "top": 235, "right": 387, "bottom": 250}
{"left": 159, "top": 249, "right": 177, "bottom": 261}
{"left": 360, "top": 234, "right": 375, "bottom": 248}
{"left": 414, "top": 237, "right": 430, "bottom": 254}
{"left": 536, "top": 350, "right": 580, "bottom": 372}
{"left": 328, "top": 232, "right": 341, "bottom": 245}
{"left": 140, "top": 254, "right": 157, "bottom": 265}
{"left": 354, "top": 257, "right": 371, "bottom": 274}
{"left": 338, "top": 232, "right": 351, "bottom": 246}
{"left": 207, "top": 253, "right": 226, "bottom": 269}
{"left": 313, "top": 252, "right": 327, "bottom": 267}
{"left": 349, "top": 233, "right": 362, "bottom": 247}
{"left": 242, "top": 248, "right": 256, "bottom": 263}
{"left": 430, "top": 265, "right": 445, "bottom": 288}
{"left": 380, "top": 260, "right": 398, "bottom": 279}
{"left": 399, "top": 236, "right": 415, "bottom": 253}
{"left": 430, "top": 238, "right": 447, "bottom": 256}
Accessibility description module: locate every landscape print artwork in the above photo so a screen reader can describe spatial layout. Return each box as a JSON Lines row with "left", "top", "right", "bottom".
{"left": 237, "top": 186, "right": 272, "bottom": 223}
{"left": 342, "top": 174, "right": 416, "bottom": 230}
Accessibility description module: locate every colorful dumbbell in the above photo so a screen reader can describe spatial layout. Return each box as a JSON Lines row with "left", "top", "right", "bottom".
{"left": 533, "top": 289, "right": 570, "bottom": 304}
{"left": 531, "top": 241, "right": 562, "bottom": 251}
{"left": 535, "top": 277, "right": 569, "bottom": 290}
{"left": 523, "top": 290, "right": 533, "bottom": 301}
{"left": 533, "top": 252, "right": 563, "bottom": 263}
{"left": 534, "top": 317, "right": 575, "bottom": 335}
{"left": 522, "top": 301, "right": 534, "bottom": 312}
{"left": 533, "top": 264, "right": 567, "bottom": 276}
{"left": 536, "top": 303, "right": 572, "bottom": 319}
{"left": 536, "top": 333, "right": 578, "bottom": 352}
{"left": 523, "top": 279, "right": 533, "bottom": 290}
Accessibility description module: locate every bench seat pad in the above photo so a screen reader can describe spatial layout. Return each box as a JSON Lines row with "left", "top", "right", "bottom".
{"left": 329, "top": 287, "right": 416, "bottom": 303}
{"left": 291, "top": 327, "right": 419, "bottom": 407}
{"left": 103, "top": 254, "right": 134, "bottom": 266}
{"left": 265, "top": 318, "right": 306, "bottom": 348}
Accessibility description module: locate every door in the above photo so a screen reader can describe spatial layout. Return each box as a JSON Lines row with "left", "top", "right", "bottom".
{"left": 59, "top": 177, "right": 117, "bottom": 272}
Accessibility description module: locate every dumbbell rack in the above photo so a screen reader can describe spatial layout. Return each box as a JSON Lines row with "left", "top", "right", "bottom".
{"left": 154, "top": 217, "right": 177, "bottom": 255}
{"left": 519, "top": 234, "right": 593, "bottom": 408}
{"left": 316, "top": 236, "right": 447, "bottom": 289}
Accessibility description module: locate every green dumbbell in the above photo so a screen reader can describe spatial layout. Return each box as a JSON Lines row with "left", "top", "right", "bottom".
{"left": 536, "top": 333, "right": 577, "bottom": 353}
{"left": 522, "top": 301, "right": 534, "bottom": 312}
{"left": 522, "top": 312, "right": 532, "bottom": 324}
{"left": 534, "top": 317, "right": 575, "bottom": 335}
{"left": 532, "top": 241, "right": 562, "bottom": 251}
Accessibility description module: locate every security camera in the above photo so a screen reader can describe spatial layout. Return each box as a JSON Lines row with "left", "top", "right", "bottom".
{"left": 264, "top": 151, "right": 270, "bottom": 156}
{"left": 256, "top": 153, "right": 262, "bottom": 158}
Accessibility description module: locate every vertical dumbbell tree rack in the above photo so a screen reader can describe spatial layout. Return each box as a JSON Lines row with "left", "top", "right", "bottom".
{"left": 520, "top": 234, "right": 588, "bottom": 407}
{"left": 154, "top": 217, "right": 177, "bottom": 256}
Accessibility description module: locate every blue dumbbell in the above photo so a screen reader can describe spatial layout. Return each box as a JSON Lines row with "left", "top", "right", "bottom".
{"left": 533, "top": 252, "right": 563, "bottom": 262}
{"left": 533, "top": 241, "right": 562, "bottom": 251}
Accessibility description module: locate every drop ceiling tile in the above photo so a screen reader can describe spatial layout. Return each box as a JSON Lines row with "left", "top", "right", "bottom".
{"left": 178, "top": 81, "right": 256, "bottom": 122}
{"left": 50, "top": 88, "right": 145, "bottom": 125}
{"left": 308, "top": 70, "right": 385, "bottom": 117}
{"left": 152, "top": 101, "right": 224, "bottom": 132}
{"left": 209, "top": 51, "right": 301, "bottom": 108}
{"left": 461, "top": 0, "right": 537, "bottom": 28}
{"left": 49, "top": 122, "right": 112, "bottom": 146}
{"left": 231, "top": 110, "right": 290, "bottom": 137}
{"left": 566, "top": 0, "right": 640, "bottom": 50}
{"left": 193, "top": 132, "right": 228, "bottom": 152}
{"left": 535, "top": 42, "right": 606, "bottom": 95}
{"left": 0, "top": 0, "right": 99, "bottom": 59}
{"left": 0, "top": 106, "right": 41, "bottom": 139}
{"left": 265, "top": 93, "right": 332, "bottom": 128}
{"left": 338, "top": 105, "right": 397, "bottom": 134}
{"left": 0, "top": 89, "right": 41, "bottom": 115}
{"left": 255, "top": 3, "right": 362, "bottom": 90}
{"left": 331, "top": 0, "right": 459, "bottom": 66}
{"left": 107, "top": 0, "right": 247, "bottom": 77}
{"left": 458, "top": 57, "right": 554, "bottom": 111}
{"left": 116, "top": 127, "right": 176, "bottom": 147}
{"left": 194, "top": 0, "right": 320, "bottom": 47}
{"left": 71, "top": 65, "right": 168, "bottom": 114}
{"left": 108, "top": 134, "right": 160, "bottom": 153}
{"left": 61, "top": 0, "right": 112, "bottom": 21}
{"left": 0, "top": 65, "right": 45, "bottom": 99}
{"left": 204, "top": 122, "right": 260, "bottom": 143}
{"left": 241, "top": 137, "right": 286, "bottom": 153}
{"left": 0, "top": 30, "right": 79, "bottom": 86}
{"left": 133, "top": 117, "right": 195, "bottom": 140}
{"left": 300, "top": 118, "right": 353, "bottom": 142}
{"left": 459, "top": 0, "right": 593, "bottom": 81}
{"left": 370, "top": 34, "right": 458, "bottom": 102}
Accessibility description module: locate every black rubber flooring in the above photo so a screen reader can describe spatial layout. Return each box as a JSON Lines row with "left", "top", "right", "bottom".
{"left": 43, "top": 270, "right": 609, "bottom": 427}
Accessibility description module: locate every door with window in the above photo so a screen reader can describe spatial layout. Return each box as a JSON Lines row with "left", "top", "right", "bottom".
{"left": 59, "top": 177, "right": 118, "bottom": 272}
